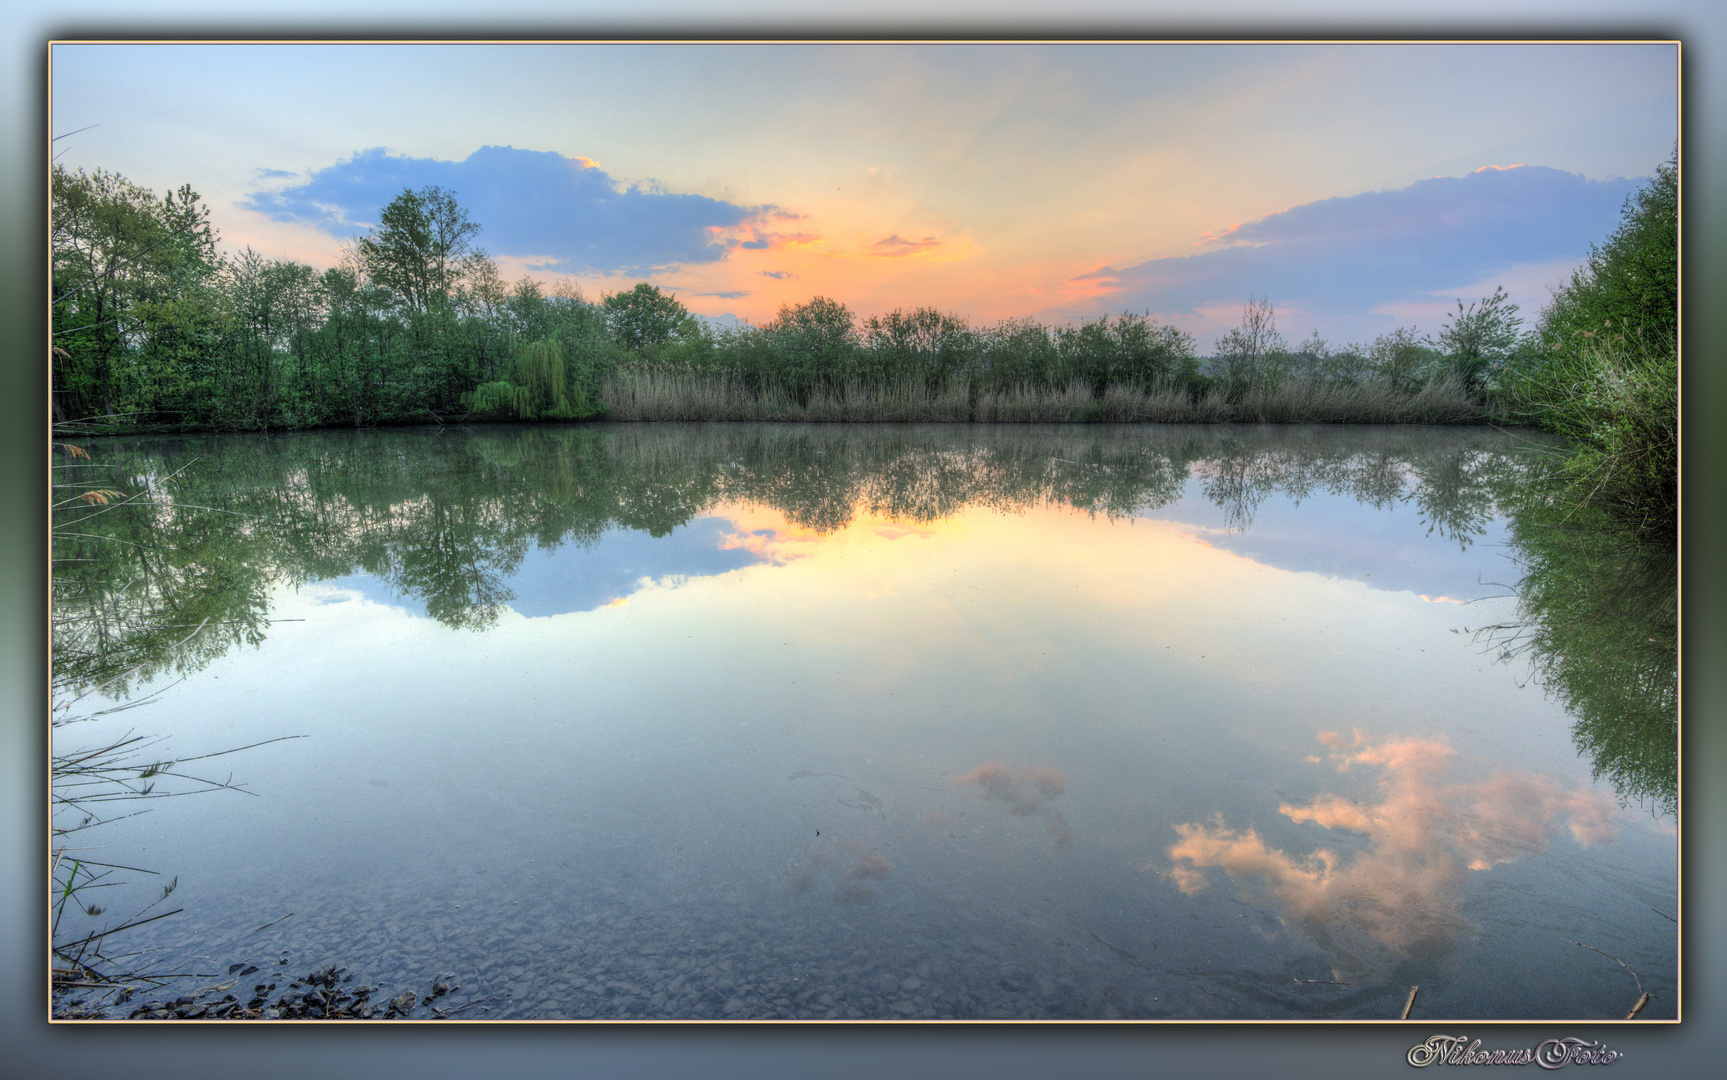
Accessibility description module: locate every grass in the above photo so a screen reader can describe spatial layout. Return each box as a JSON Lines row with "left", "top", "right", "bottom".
{"left": 1505, "top": 336, "right": 1676, "bottom": 540}
{"left": 599, "top": 368, "right": 1489, "bottom": 425}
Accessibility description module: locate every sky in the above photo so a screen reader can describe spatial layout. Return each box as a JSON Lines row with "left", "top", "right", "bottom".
{"left": 49, "top": 41, "right": 1677, "bottom": 347}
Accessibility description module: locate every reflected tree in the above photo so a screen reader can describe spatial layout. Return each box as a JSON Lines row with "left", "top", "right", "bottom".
{"left": 57, "top": 424, "right": 1550, "bottom": 702}
{"left": 1483, "top": 476, "right": 1677, "bottom": 815}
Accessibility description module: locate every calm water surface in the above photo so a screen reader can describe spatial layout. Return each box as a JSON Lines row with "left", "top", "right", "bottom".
{"left": 52, "top": 423, "right": 1677, "bottom": 1020}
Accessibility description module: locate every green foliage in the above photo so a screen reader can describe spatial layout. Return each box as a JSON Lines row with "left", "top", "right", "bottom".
{"left": 356, "top": 186, "right": 482, "bottom": 313}
{"left": 463, "top": 380, "right": 533, "bottom": 419}
{"left": 979, "top": 318, "right": 1061, "bottom": 388}
{"left": 1211, "top": 297, "right": 1291, "bottom": 391}
{"left": 130, "top": 292, "right": 232, "bottom": 427}
{"left": 1435, "top": 285, "right": 1523, "bottom": 395}
{"left": 861, "top": 307, "right": 979, "bottom": 388}
{"left": 1539, "top": 150, "right": 1677, "bottom": 351}
{"left": 1512, "top": 338, "right": 1676, "bottom": 539}
{"left": 461, "top": 339, "right": 594, "bottom": 421}
{"left": 1056, "top": 312, "right": 1197, "bottom": 392}
{"left": 603, "top": 282, "right": 694, "bottom": 350}
{"left": 765, "top": 296, "right": 860, "bottom": 400}
{"left": 1365, "top": 327, "right": 1443, "bottom": 393}
{"left": 1497, "top": 153, "right": 1679, "bottom": 539}
{"left": 51, "top": 165, "right": 220, "bottom": 419}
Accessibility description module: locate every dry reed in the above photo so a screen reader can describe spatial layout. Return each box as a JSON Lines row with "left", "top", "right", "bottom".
{"left": 599, "top": 368, "right": 1488, "bottom": 425}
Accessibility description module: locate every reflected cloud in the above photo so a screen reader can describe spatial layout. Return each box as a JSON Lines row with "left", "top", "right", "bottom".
{"left": 714, "top": 522, "right": 823, "bottom": 564}
{"left": 836, "top": 842, "right": 895, "bottom": 902}
{"left": 957, "top": 763, "right": 1073, "bottom": 849}
{"left": 795, "top": 837, "right": 896, "bottom": 903}
{"left": 1164, "top": 731, "right": 1617, "bottom": 959}
{"left": 708, "top": 505, "right": 944, "bottom": 564}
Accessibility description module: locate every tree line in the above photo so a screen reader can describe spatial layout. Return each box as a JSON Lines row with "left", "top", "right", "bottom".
{"left": 51, "top": 166, "right": 1528, "bottom": 432}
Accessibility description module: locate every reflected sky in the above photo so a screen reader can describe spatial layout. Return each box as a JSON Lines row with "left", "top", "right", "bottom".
{"left": 323, "top": 480, "right": 1516, "bottom": 623}
{"left": 1154, "top": 487, "right": 1512, "bottom": 604}
{"left": 327, "top": 517, "right": 769, "bottom": 617}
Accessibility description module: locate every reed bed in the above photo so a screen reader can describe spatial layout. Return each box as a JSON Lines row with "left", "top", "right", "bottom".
{"left": 1233, "top": 376, "right": 1482, "bottom": 424}
{"left": 600, "top": 367, "right": 1489, "bottom": 425}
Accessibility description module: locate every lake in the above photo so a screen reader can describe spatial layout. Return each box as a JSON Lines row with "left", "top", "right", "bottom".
{"left": 50, "top": 422, "right": 1677, "bottom": 1021}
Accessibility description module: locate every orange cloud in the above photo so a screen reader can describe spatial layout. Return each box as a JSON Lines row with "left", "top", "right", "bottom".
{"left": 1063, "top": 268, "right": 1123, "bottom": 297}
{"left": 1194, "top": 222, "right": 1245, "bottom": 246}
{"left": 715, "top": 524, "right": 822, "bottom": 564}
{"left": 868, "top": 234, "right": 942, "bottom": 258}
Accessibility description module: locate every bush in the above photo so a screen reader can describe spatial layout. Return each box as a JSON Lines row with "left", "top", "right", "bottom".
{"left": 1435, "top": 285, "right": 1523, "bottom": 396}
{"left": 1510, "top": 337, "right": 1676, "bottom": 539}
{"left": 1539, "top": 150, "right": 1677, "bottom": 352}
{"left": 1500, "top": 151, "right": 1678, "bottom": 538}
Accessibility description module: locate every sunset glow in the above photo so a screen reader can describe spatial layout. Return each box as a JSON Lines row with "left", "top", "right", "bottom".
{"left": 48, "top": 41, "right": 1676, "bottom": 344}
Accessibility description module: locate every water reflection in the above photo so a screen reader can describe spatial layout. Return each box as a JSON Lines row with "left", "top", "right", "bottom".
{"left": 52, "top": 423, "right": 1530, "bottom": 694}
{"left": 55, "top": 423, "right": 1672, "bottom": 826}
{"left": 957, "top": 763, "right": 1073, "bottom": 848}
{"left": 49, "top": 422, "right": 1677, "bottom": 1020}
{"left": 1166, "top": 730, "right": 1620, "bottom": 970}
{"left": 1480, "top": 486, "right": 1677, "bottom": 815}
{"left": 328, "top": 517, "right": 764, "bottom": 619}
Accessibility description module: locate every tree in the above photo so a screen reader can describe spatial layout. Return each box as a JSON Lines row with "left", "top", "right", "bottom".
{"left": 1211, "top": 296, "right": 1289, "bottom": 391}
{"left": 602, "top": 282, "right": 694, "bottom": 350}
{"left": 356, "top": 186, "right": 482, "bottom": 312}
{"left": 1056, "top": 312, "right": 1196, "bottom": 392}
{"left": 221, "top": 249, "right": 323, "bottom": 425}
{"left": 1365, "top": 327, "right": 1441, "bottom": 393}
{"left": 1435, "top": 285, "right": 1523, "bottom": 395}
{"left": 51, "top": 166, "right": 219, "bottom": 420}
{"left": 861, "top": 307, "right": 978, "bottom": 387}
{"left": 766, "top": 296, "right": 859, "bottom": 398}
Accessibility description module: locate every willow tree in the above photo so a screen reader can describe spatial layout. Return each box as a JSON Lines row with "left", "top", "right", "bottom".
{"left": 462, "top": 339, "right": 588, "bottom": 420}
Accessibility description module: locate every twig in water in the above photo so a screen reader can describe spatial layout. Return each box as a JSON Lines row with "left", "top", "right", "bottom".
{"left": 239, "top": 912, "right": 294, "bottom": 939}
{"left": 437, "top": 993, "right": 505, "bottom": 1018}
{"left": 1574, "top": 941, "right": 1645, "bottom": 995}
{"left": 1401, "top": 985, "right": 1419, "bottom": 1020}
{"left": 1651, "top": 907, "right": 1677, "bottom": 924}
{"left": 1293, "top": 978, "right": 1351, "bottom": 985}
{"left": 1574, "top": 940, "right": 1650, "bottom": 1019}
